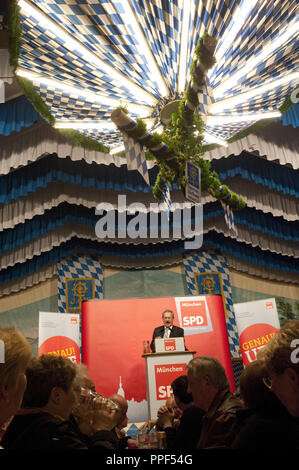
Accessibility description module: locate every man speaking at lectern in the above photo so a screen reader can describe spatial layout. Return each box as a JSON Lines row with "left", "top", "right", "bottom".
{"left": 150, "top": 309, "right": 186, "bottom": 353}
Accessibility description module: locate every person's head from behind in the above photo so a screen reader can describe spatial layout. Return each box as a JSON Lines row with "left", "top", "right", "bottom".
{"left": 162, "top": 310, "right": 174, "bottom": 328}
{"left": 22, "top": 354, "right": 77, "bottom": 421}
{"left": 75, "top": 363, "right": 96, "bottom": 394}
{"left": 171, "top": 375, "right": 193, "bottom": 410}
{"left": 239, "top": 360, "right": 282, "bottom": 410}
{"left": 261, "top": 320, "right": 299, "bottom": 417}
{"left": 109, "top": 394, "right": 128, "bottom": 429}
{"left": 186, "top": 356, "right": 230, "bottom": 411}
{"left": 0, "top": 327, "right": 31, "bottom": 426}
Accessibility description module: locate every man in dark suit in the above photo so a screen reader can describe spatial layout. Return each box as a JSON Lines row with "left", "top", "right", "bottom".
{"left": 150, "top": 309, "right": 186, "bottom": 352}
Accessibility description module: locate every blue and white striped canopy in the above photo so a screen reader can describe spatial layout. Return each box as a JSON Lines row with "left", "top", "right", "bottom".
{"left": 14, "top": 0, "right": 299, "bottom": 148}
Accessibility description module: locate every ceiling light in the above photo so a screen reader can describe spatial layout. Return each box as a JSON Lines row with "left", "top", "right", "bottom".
{"left": 16, "top": 68, "right": 152, "bottom": 117}
{"left": 153, "top": 125, "right": 165, "bottom": 134}
{"left": 18, "top": 0, "right": 157, "bottom": 106}
{"left": 110, "top": 144, "right": 125, "bottom": 155}
{"left": 203, "top": 131, "right": 228, "bottom": 147}
{"left": 214, "top": 21, "right": 299, "bottom": 98}
{"left": 55, "top": 121, "right": 116, "bottom": 130}
{"left": 214, "top": 0, "right": 259, "bottom": 64}
{"left": 178, "top": 0, "right": 191, "bottom": 93}
{"left": 210, "top": 72, "right": 299, "bottom": 113}
{"left": 206, "top": 111, "right": 281, "bottom": 125}
{"left": 114, "top": 0, "right": 169, "bottom": 98}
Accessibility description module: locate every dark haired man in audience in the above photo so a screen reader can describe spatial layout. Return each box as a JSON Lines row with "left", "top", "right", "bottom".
{"left": 156, "top": 375, "right": 204, "bottom": 449}
{"left": 186, "top": 356, "right": 243, "bottom": 449}
{"left": 1, "top": 355, "right": 119, "bottom": 449}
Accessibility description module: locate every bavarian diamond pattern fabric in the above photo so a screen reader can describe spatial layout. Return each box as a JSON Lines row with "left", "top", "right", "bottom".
{"left": 197, "top": 79, "right": 215, "bottom": 123}
{"left": 123, "top": 134, "right": 150, "bottom": 186}
{"left": 183, "top": 250, "right": 240, "bottom": 357}
{"left": 232, "top": 358, "right": 245, "bottom": 390}
{"left": 220, "top": 200, "right": 238, "bottom": 235}
{"left": 162, "top": 179, "right": 173, "bottom": 220}
{"left": 210, "top": 0, "right": 297, "bottom": 94}
{"left": 57, "top": 254, "right": 103, "bottom": 313}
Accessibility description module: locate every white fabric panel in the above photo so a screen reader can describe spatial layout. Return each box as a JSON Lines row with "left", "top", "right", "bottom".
{"left": 207, "top": 217, "right": 299, "bottom": 258}
{"left": 204, "top": 133, "right": 299, "bottom": 169}
{"left": 0, "top": 50, "right": 13, "bottom": 85}
{"left": 0, "top": 182, "right": 191, "bottom": 230}
{"left": 0, "top": 121, "right": 155, "bottom": 175}
{"left": 1, "top": 119, "right": 298, "bottom": 176}
{"left": 0, "top": 263, "right": 57, "bottom": 298}
{"left": 225, "top": 255, "right": 299, "bottom": 285}
{"left": 226, "top": 177, "right": 299, "bottom": 222}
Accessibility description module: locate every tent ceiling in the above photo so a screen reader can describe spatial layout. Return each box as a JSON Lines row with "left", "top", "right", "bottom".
{"left": 11, "top": 0, "right": 299, "bottom": 148}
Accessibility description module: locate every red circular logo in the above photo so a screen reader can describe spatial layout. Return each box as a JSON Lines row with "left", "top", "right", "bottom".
{"left": 239, "top": 323, "right": 278, "bottom": 365}
{"left": 39, "top": 336, "right": 80, "bottom": 363}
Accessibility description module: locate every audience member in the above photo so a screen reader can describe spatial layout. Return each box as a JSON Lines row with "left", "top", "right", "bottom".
{"left": 139, "top": 397, "right": 176, "bottom": 432}
{"left": 259, "top": 319, "right": 299, "bottom": 418}
{"left": 157, "top": 396, "right": 181, "bottom": 428}
{"left": 70, "top": 362, "right": 100, "bottom": 439}
{"left": 232, "top": 359, "right": 298, "bottom": 448}
{"left": 186, "top": 355, "right": 243, "bottom": 449}
{"left": 0, "top": 327, "right": 31, "bottom": 429}
{"left": 75, "top": 363, "right": 96, "bottom": 393}
{"left": 109, "top": 393, "right": 137, "bottom": 449}
{"left": 157, "top": 375, "right": 204, "bottom": 449}
{"left": 1, "top": 355, "right": 119, "bottom": 449}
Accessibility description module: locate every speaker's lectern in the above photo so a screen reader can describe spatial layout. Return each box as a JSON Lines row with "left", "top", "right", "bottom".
{"left": 142, "top": 342, "right": 195, "bottom": 419}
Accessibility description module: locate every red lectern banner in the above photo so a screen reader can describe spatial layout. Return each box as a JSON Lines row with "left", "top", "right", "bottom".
{"left": 81, "top": 295, "right": 234, "bottom": 421}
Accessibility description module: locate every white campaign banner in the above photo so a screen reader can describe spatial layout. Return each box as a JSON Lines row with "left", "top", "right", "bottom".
{"left": 234, "top": 298, "right": 280, "bottom": 365}
{"left": 38, "top": 311, "right": 81, "bottom": 363}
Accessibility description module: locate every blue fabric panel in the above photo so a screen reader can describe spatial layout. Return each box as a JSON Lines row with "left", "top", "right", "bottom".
{"left": 278, "top": 102, "right": 299, "bottom": 128}
{"left": 0, "top": 95, "right": 42, "bottom": 136}
{"left": 0, "top": 152, "right": 298, "bottom": 204}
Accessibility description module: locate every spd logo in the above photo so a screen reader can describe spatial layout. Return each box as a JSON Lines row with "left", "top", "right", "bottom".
{"left": 181, "top": 300, "right": 208, "bottom": 327}
{"left": 164, "top": 339, "right": 176, "bottom": 351}
{"left": 155, "top": 363, "right": 186, "bottom": 400}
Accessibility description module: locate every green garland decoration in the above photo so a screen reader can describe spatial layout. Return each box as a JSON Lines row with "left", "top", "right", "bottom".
{"left": 17, "top": 76, "right": 55, "bottom": 126}
{"left": 57, "top": 129, "right": 110, "bottom": 153}
{"left": 119, "top": 34, "right": 245, "bottom": 210}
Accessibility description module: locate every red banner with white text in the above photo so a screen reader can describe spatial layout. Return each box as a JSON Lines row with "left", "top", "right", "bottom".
{"left": 38, "top": 312, "right": 81, "bottom": 363}
{"left": 234, "top": 298, "right": 280, "bottom": 366}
